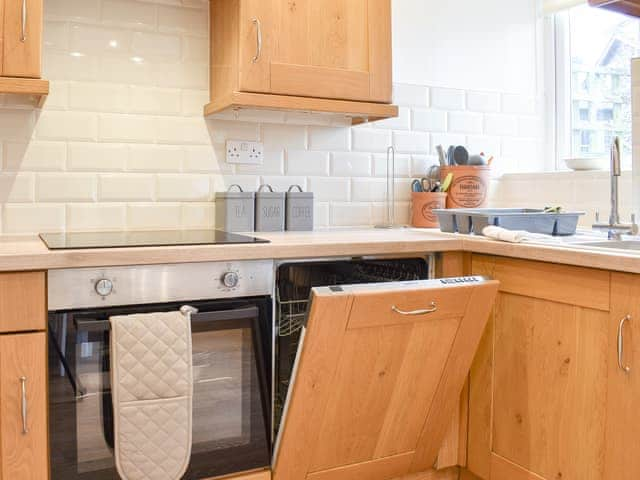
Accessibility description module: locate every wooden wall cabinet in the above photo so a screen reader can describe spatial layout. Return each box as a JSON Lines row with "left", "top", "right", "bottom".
{"left": 467, "top": 256, "right": 610, "bottom": 480}
{"left": 206, "top": 0, "right": 398, "bottom": 123}
{"left": 0, "top": 0, "right": 48, "bottom": 103}
{"left": 589, "top": 0, "right": 640, "bottom": 17}
{"left": 0, "top": 271, "right": 48, "bottom": 480}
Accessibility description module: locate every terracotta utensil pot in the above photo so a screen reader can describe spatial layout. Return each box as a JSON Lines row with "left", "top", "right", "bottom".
{"left": 439, "top": 165, "right": 491, "bottom": 209}
{"left": 411, "top": 192, "right": 447, "bottom": 228}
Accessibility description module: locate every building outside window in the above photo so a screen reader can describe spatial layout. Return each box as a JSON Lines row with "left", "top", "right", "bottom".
{"left": 552, "top": 3, "right": 639, "bottom": 169}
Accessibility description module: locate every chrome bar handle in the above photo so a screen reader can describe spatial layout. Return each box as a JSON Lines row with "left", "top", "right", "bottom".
{"left": 618, "top": 315, "right": 631, "bottom": 373}
{"left": 20, "top": 0, "right": 27, "bottom": 42}
{"left": 20, "top": 376, "right": 28, "bottom": 434}
{"left": 392, "top": 302, "right": 437, "bottom": 316}
{"left": 251, "top": 18, "right": 262, "bottom": 63}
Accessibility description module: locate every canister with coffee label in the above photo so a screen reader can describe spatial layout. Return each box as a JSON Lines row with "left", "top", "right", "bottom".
{"left": 285, "top": 185, "right": 314, "bottom": 231}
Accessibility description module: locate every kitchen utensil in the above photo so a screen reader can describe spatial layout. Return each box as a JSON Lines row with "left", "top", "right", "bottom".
{"left": 427, "top": 164, "right": 440, "bottom": 186}
{"left": 564, "top": 157, "right": 607, "bottom": 171}
{"left": 436, "top": 145, "right": 447, "bottom": 167}
{"left": 411, "top": 179, "right": 424, "bottom": 193}
{"left": 453, "top": 146, "right": 469, "bottom": 165}
{"left": 468, "top": 154, "right": 486, "bottom": 166}
{"left": 430, "top": 181, "right": 441, "bottom": 192}
{"left": 441, "top": 173, "right": 454, "bottom": 192}
{"left": 447, "top": 145, "right": 455, "bottom": 166}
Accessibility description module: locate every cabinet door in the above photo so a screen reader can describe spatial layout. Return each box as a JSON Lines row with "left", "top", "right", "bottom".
{"left": 273, "top": 279, "right": 498, "bottom": 480}
{"left": 3, "top": 0, "right": 42, "bottom": 78}
{"left": 0, "top": 332, "right": 48, "bottom": 480}
{"left": 239, "top": 0, "right": 391, "bottom": 103}
{"left": 468, "top": 256, "right": 609, "bottom": 480}
{"left": 604, "top": 273, "right": 640, "bottom": 479}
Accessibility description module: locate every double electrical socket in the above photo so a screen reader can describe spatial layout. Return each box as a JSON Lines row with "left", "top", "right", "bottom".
{"left": 226, "top": 140, "right": 264, "bottom": 165}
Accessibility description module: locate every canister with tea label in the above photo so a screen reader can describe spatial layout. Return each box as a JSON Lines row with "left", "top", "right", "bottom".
{"left": 255, "top": 184, "right": 285, "bottom": 232}
{"left": 285, "top": 185, "right": 314, "bottom": 231}
{"left": 214, "top": 184, "right": 255, "bottom": 232}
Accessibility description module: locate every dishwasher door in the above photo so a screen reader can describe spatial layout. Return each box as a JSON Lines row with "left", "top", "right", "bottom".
{"left": 272, "top": 277, "right": 498, "bottom": 480}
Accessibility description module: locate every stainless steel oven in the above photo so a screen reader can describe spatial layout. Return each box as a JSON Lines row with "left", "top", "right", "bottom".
{"left": 47, "top": 260, "right": 274, "bottom": 480}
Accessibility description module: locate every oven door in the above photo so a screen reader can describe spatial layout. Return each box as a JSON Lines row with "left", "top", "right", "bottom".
{"left": 48, "top": 298, "right": 272, "bottom": 480}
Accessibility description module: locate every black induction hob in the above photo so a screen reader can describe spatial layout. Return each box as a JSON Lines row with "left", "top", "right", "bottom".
{"left": 39, "top": 230, "right": 270, "bottom": 250}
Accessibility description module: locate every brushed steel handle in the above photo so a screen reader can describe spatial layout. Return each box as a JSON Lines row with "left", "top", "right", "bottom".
{"left": 252, "top": 18, "right": 262, "bottom": 63}
{"left": 20, "top": 376, "right": 28, "bottom": 434}
{"left": 618, "top": 315, "right": 632, "bottom": 373}
{"left": 391, "top": 302, "right": 437, "bottom": 316}
{"left": 20, "top": 0, "right": 27, "bottom": 42}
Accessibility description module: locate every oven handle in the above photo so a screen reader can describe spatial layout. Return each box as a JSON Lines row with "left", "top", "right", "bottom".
{"left": 75, "top": 305, "right": 260, "bottom": 332}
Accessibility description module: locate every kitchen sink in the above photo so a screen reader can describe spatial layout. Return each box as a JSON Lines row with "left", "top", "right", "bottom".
{"left": 575, "top": 240, "right": 640, "bottom": 251}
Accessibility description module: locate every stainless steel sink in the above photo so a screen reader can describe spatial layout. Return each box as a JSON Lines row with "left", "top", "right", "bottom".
{"left": 575, "top": 240, "right": 640, "bottom": 251}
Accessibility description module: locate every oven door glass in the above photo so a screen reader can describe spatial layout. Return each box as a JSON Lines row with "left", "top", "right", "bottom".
{"left": 48, "top": 299, "right": 271, "bottom": 480}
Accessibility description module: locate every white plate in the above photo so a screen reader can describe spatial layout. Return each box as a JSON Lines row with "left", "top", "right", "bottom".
{"left": 564, "top": 157, "right": 607, "bottom": 171}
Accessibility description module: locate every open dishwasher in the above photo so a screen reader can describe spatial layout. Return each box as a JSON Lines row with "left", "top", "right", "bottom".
{"left": 273, "top": 256, "right": 433, "bottom": 434}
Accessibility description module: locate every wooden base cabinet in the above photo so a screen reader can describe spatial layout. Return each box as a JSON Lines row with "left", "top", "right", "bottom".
{"left": 467, "top": 255, "right": 610, "bottom": 480}
{"left": 604, "top": 273, "right": 640, "bottom": 479}
{"left": 0, "top": 332, "right": 48, "bottom": 480}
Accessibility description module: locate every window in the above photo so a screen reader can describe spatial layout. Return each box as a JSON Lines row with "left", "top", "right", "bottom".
{"left": 553, "top": 4, "right": 640, "bottom": 169}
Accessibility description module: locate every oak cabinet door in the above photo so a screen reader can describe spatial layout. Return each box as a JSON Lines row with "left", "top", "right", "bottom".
{"left": 3, "top": 0, "right": 42, "bottom": 78}
{"left": 0, "top": 272, "right": 46, "bottom": 333}
{"left": 273, "top": 279, "right": 498, "bottom": 480}
{"left": 468, "top": 255, "right": 609, "bottom": 480}
{"left": 604, "top": 273, "right": 640, "bottom": 479}
{"left": 0, "top": 332, "right": 48, "bottom": 480}
{"left": 239, "top": 0, "right": 392, "bottom": 103}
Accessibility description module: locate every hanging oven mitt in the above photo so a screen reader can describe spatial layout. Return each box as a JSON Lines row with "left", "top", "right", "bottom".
{"left": 110, "top": 311, "right": 193, "bottom": 480}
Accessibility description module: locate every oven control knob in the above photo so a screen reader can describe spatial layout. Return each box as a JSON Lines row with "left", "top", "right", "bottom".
{"left": 222, "top": 271, "right": 239, "bottom": 288}
{"left": 94, "top": 278, "right": 114, "bottom": 297}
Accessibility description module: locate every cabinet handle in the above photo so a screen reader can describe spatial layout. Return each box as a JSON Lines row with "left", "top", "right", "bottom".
{"left": 20, "top": 376, "right": 28, "bottom": 434}
{"left": 392, "top": 302, "right": 437, "bottom": 316}
{"left": 20, "top": 0, "right": 27, "bottom": 42}
{"left": 251, "top": 18, "right": 262, "bottom": 63}
{"left": 618, "top": 314, "right": 632, "bottom": 373}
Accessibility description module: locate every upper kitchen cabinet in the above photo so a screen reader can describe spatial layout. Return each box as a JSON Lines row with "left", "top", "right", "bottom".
{"left": 589, "top": 0, "right": 640, "bottom": 16}
{"left": 3, "top": 0, "right": 42, "bottom": 78}
{"left": 0, "top": 0, "right": 48, "bottom": 104}
{"left": 205, "top": 0, "right": 399, "bottom": 124}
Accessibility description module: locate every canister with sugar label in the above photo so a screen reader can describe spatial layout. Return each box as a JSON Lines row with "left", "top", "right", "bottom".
{"left": 255, "top": 184, "right": 285, "bottom": 232}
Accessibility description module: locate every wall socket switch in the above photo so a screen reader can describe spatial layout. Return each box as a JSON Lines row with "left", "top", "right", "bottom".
{"left": 226, "top": 140, "right": 264, "bottom": 165}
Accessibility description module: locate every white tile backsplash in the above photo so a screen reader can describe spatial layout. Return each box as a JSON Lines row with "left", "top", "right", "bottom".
{"left": 0, "top": 0, "right": 547, "bottom": 233}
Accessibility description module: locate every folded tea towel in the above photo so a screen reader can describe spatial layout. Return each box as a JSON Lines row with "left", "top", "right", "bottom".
{"left": 482, "top": 226, "right": 562, "bottom": 244}
{"left": 110, "top": 311, "right": 192, "bottom": 480}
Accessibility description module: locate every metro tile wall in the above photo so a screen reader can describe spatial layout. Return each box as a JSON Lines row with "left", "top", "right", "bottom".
{"left": 0, "top": 0, "right": 547, "bottom": 234}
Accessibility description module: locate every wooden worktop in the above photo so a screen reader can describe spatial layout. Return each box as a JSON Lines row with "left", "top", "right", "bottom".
{"left": 2, "top": 228, "right": 640, "bottom": 273}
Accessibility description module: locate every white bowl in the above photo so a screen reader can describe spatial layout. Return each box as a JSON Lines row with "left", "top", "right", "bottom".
{"left": 564, "top": 157, "right": 607, "bottom": 171}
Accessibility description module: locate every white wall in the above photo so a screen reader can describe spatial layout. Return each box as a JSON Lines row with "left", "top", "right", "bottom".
{"left": 393, "top": 0, "right": 539, "bottom": 94}
{"left": 0, "top": 0, "right": 545, "bottom": 234}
